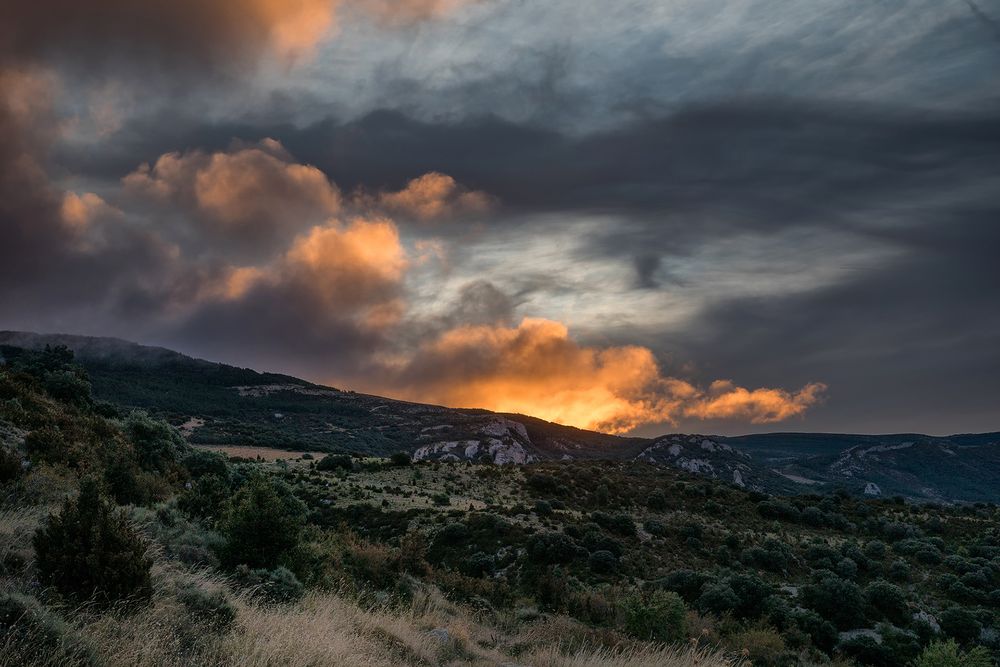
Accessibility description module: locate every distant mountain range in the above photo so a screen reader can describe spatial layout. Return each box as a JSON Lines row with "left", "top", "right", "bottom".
{"left": 2, "top": 330, "right": 998, "bottom": 503}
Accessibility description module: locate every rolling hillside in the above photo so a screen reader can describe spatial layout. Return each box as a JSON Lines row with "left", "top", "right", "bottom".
{"left": 2, "top": 331, "right": 997, "bottom": 502}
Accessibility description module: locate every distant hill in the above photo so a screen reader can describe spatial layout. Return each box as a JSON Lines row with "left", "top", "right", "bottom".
{"left": 2, "top": 330, "right": 998, "bottom": 502}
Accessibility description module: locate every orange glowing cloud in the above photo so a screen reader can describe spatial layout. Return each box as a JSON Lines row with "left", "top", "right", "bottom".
{"left": 375, "top": 318, "right": 826, "bottom": 434}
{"left": 282, "top": 217, "right": 408, "bottom": 308}
{"left": 60, "top": 192, "right": 118, "bottom": 231}
{"left": 363, "top": 172, "right": 493, "bottom": 221}
{"left": 683, "top": 380, "right": 827, "bottom": 424}
{"left": 123, "top": 139, "right": 340, "bottom": 248}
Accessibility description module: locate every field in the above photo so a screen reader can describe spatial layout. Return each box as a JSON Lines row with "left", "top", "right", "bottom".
{"left": 191, "top": 444, "right": 316, "bottom": 462}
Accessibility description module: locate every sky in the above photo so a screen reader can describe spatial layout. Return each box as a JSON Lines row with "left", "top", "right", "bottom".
{"left": 1, "top": 0, "right": 998, "bottom": 436}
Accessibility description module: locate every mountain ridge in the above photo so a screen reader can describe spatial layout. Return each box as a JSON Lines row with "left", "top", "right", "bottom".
{"left": 2, "top": 330, "right": 998, "bottom": 502}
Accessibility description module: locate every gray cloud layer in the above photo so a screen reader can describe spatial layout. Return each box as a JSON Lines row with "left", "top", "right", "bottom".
{"left": 1, "top": 0, "right": 998, "bottom": 434}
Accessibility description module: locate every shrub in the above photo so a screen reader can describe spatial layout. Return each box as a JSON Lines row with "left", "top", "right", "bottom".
{"left": 581, "top": 529, "right": 623, "bottom": 557}
{"left": 33, "top": 478, "right": 152, "bottom": 605}
{"left": 724, "top": 624, "right": 786, "bottom": 666}
{"left": 41, "top": 369, "right": 92, "bottom": 406}
{"left": 342, "top": 539, "right": 400, "bottom": 589}
{"left": 178, "top": 474, "right": 231, "bottom": 520}
{"left": 592, "top": 511, "right": 635, "bottom": 537}
{"left": 839, "top": 634, "right": 895, "bottom": 667}
{"left": 183, "top": 448, "right": 229, "bottom": 479}
{"left": 525, "top": 473, "right": 562, "bottom": 495}
{"left": 914, "top": 639, "right": 993, "bottom": 667}
{"left": 526, "top": 531, "right": 578, "bottom": 566}
{"left": 879, "top": 624, "right": 923, "bottom": 667}
{"left": 534, "top": 500, "right": 553, "bottom": 516}
{"left": 836, "top": 557, "right": 858, "bottom": 579}
{"left": 889, "top": 558, "right": 911, "bottom": 582}
{"left": 659, "top": 569, "right": 709, "bottom": 603}
{"left": 177, "top": 584, "right": 236, "bottom": 632}
{"left": 389, "top": 451, "right": 411, "bottom": 466}
{"left": 219, "top": 474, "right": 306, "bottom": 569}
{"left": 757, "top": 500, "right": 800, "bottom": 522}
{"left": 793, "top": 609, "right": 838, "bottom": 654}
{"left": 647, "top": 490, "right": 667, "bottom": 510}
{"left": 24, "top": 427, "right": 72, "bottom": 465}
{"left": 236, "top": 565, "right": 305, "bottom": 603}
{"left": 643, "top": 519, "right": 668, "bottom": 536}
{"left": 317, "top": 454, "right": 353, "bottom": 471}
{"left": 620, "top": 589, "right": 687, "bottom": 643}
{"left": 588, "top": 549, "right": 619, "bottom": 574}
{"left": 800, "top": 573, "right": 865, "bottom": 630}
{"left": 727, "top": 573, "right": 774, "bottom": 620}
{"left": 120, "top": 410, "right": 186, "bottom": 472}
{"left": 865, "top": 540, "right": 888, "bottom": 561}
{"left": 698, "top": 583, "right": 740, "bottom": 616}
{"left": 938, "top": 607, "right": 982, "bottom": 646}
{"left": 0, "top": 446, "right": 22, "bottom": 483}
{"left": 864, "top": 580, "right": 909, "bottom": 625}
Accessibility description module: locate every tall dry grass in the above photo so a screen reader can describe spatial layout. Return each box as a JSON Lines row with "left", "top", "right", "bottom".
{"left": 3, "top": 560, "right": 741, "bottom": 667}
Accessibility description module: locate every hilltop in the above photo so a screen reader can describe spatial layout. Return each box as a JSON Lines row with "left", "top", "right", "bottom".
{"left": 2, "top": 331, "right": 998, "bottom": 503}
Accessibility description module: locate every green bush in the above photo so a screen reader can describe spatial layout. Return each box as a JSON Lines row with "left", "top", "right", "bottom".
{"left": 526, "top": 531, "right": 578, "bottom": 565}
{"left": 839, "top": 634, "right": 895, "bottom": 667}
{"left": 698, "top": 582, "right": 741, "bottom": 616}
{"left": 120, "top": 410, "right": 186, "bottom": 473}
{"left": 389, "top": 451, "right": 411, "bottom": 466}
{"left": 914, "top": 639, "right": 993, "bottom": 667}
{"left": 177, "top": 584, "right": 236, "bottom": 632}
{"left": 938, "top": 606, "right": 982, "bottom": 645}
{"left": 647, "top": 490, "right": 667, "bottom": 510}
{"left": 317, "top": 454, "right": 353, "bottom": 471}
{"left": 178, "top": 474, "right": 231, "bottom": 520}
{"left": 24, "top": 427, "right": 72, "bottom": 465}
{"left": 591, "top": 511, "right": 635, "bottom": 537}
{"left": 619, "top": 589, "right": 687, "bottom": 643}
{"left": 588, "top": 549, "right": 619, "bottom": 574}
{"left": 235, "top": 565, "right": 305, "bottom": 603}
{"left": 33, "top": 478, "right": 152, "bottom": 605}
{"left": 800, "top": 573, "right": 865, "bottom": 630}
{"left": 864, "top": 580, "right": 910, "bottom": 625}
{"left": 0, "top": 446, "right": 22, "bottom": 482}
{"left": 534, "top": 500, "right": 553, "bottom": 516}
{"left": 793, "top": 609, "right": 838, "bottom": 654}
{"left": 219, "top": 474, "right": 306, "bottom": 569}
{"left": 183, "top": 448, "right": 229, "bottom": 479}
{"left": 658, "top": 569, "right": 709, "bottom": 603}
{"left": 42, "top": 369, "right": 92, "bottom": 406}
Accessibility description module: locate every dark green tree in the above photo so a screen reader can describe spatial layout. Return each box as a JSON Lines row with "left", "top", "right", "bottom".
{"left": 801, "top": 573, "right": 865, "bottom": 630}
{"left": 219, "top": 474, "right": 306, "bottom": 569}
{"left": 33, "top": 478, "right": 152, "bottom": 605}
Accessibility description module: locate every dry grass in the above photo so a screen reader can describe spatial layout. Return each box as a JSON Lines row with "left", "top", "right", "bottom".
{"left": 12, "top": 564, "right": 740, "bottom": 667}
{"left": 0, "top": 505, "right": 50, "bottom": 567}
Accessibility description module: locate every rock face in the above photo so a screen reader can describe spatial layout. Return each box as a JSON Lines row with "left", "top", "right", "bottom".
{"left": 864, "top": 482, "right": 882, "bottom": 496}
{"left": 634, "top": 434, "right": 774, "bottom": 492}
{"left": 412, "top": 417, "right": 535, "bottom": 465}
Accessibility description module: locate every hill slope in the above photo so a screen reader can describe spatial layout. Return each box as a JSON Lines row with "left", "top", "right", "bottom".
{"left": 2, "top": 331, "right": 997, "bottom": 502}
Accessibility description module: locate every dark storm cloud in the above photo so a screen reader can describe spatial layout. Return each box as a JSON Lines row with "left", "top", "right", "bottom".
{"left": 0, "top": 0, "right": 334, "bottom": 74}
{"left": 666, "top": 216, "right": 1000, "bottom": 435}
{"left": 2, "top": 0, "right": 997, "bottom": 433}
{"left": 68, "top": 98, "right": 1000, "bottom": 227}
